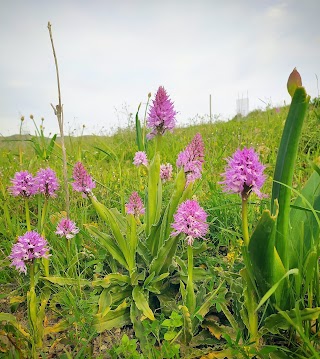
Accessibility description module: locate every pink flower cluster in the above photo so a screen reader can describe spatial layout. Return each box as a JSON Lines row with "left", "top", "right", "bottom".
{"left": 171, "top": 199, "right": 208, "bottom": 246}
{"left": 160, "top": 163, "right": 173, "bottom": 182}
{"left": 55, "top": 218, "right": 79, "bottom": 239}
{"left": 133, "top": 151, "right": 148, "bottom": 167}
{"left": 220, "top": 147, "right": 266, "bottom": 199}
{"left": 9, "top": 168, "right": 59, "bottom": 198}
{"left": 9, "top": 231, "right": 50, "bottom": 274}
{"left": 147, "top": 86, "right": 176, "bottom": 140}
{"left": 35, "top": 168, "right": 59, "bottom": 198}
{"left": 125, "top": 191, "right": 145, "bottom": 217}
{"left": 71, "top": 162, "right": 96, "bottom": 197}
{"left": 176, "top": 133, "right": 205, "bottom": 186}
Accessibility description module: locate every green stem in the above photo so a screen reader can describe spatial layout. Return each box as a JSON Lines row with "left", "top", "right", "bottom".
{"left": 186, "top": 244, "right": 196, "bottom": 315}
{"left": 40, "top": 198, "right": 49, "bottom": 235}
{"left": 155, "top": 134, "right": 162, "bottom": 154}
{"left": 30, "top": 262, "right": 35, "bottom": 291}
{"left": 25, "top": 199, "right": 31, "bottom": 231}
{"left": 242, "top": 198, "right": 250, "bottom": 247}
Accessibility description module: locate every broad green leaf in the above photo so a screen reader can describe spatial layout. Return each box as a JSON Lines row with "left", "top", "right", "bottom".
{"left": 93, "top": 300, "right": 130, "bottom": 332}
{"left": 90, "top": 197, "right": 130, "bottom": 266}
{"left": 271, "top": 86, "right": 310, "bottom": 270}
{"left": 264, "top": 307, "right": 320, "bottom": 334}
{"left": 149, "top": 234, "right": 180, "bottom": 276}
{"left": 248, "top": 210, "right": 276, "bottom": 294}
{"left": 132, "top": 285, "right": 155, "bottom": 321}
{"left": 98, "top": 289, "right": 112, "bottom": 316}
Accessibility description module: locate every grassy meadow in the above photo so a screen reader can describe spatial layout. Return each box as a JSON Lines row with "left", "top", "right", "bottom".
{"left": 0, "top": 92, "right": 320, "bottom": 358}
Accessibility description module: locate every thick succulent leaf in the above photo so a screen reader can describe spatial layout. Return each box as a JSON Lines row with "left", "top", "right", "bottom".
{"left": 271, "top": 86, "right": 310, "bottom": 270}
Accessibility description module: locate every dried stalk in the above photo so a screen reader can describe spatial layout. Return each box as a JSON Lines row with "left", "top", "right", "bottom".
{"left": 47, "top": 22, "right": 70, "bottom": 217}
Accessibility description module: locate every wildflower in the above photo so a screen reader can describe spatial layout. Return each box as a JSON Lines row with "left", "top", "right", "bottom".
{"left": 8, "top": 170, "right": 37, "bottom": 197}
{"left": 147, "top": 86, "right": 176, "bottom": 139}
{"left": 35, "top": 167, "right": 59, "bottom": 198}
{"left": 220, "top": 147, "right": 266, "bottom": 200}
{"left": 133, "top": 151, "right": 148, "bottom": 167}
{"left": 9, "top": 231, "right": 50, "bottom": 274}
{"left": 55, "top": 218, "right": 79, "bottom": 239}
{"left": 125, "top": 191, "right": 145, "bottom": 217}
{"left": 171, "top": 199, "right": 208, "bottom": 246}
{"left": 176, "top": 133, "right": 205, "bottom": 186}
{"left": 71, "top": 162, "right": 95, "bottom": 197}
{"left": 160, "top": 163, "right": 173, "bottom": 182}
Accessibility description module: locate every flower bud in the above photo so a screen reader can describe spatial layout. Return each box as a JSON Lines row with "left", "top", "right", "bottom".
{"left": 287, "top": 68, "right": 302, "bottom": 97}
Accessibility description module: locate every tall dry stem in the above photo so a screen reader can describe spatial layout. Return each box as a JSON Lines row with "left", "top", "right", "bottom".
{"left": 47, "top": 21, "right": 70, "bottom": 217}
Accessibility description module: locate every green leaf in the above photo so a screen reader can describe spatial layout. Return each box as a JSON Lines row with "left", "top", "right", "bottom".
{"left": 41, "top": 276, "right": 90, "bottom": 286}
{"left": 271, "top": 86, "right": 310, "bottom": 270}
{"left": 85, "top": 224, "right": 128, "bottom": 270}
{"left": 135, "top": 104, "right": 144, "bottom": 151}
{"left": 264, "top": 307, "right": 320, "bottom": 334}
{"left": 126, "top": 214, "right": 138, "bottom": 273}
{"left": 93, "top": 300, "right": 130, "bottom": 332}
{"left": 255, "top": 268, "right": 298, "bottom": 312}
{"left": 149, "top": 234, "right": 180, "bottom": 276}
{"left": 89, "top": 198, "right": 131, "bottom": 269}
{"left": 196, "top": 281, "right": 225, "bottom": 319}
{"left": 289, "top": 171, "right": 320, "bottom": 269}
{"left": 248, "top": 210, "right": 277, "bottom": 294}
{"left": 132, "top": 286, "right": 155, "bottom": 321}
{"left": 0, "top": 312, "right": 31, "bottom": 340}
{"left": 92, "top": 273, "right": 131, "bottom": 288}
{"left": 145, "top": 152, "right": 161, "bottom": 239}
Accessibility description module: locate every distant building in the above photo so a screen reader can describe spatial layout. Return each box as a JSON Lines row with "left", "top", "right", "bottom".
{"left": 236, "top": 97, "right": 249, "bottom": 117}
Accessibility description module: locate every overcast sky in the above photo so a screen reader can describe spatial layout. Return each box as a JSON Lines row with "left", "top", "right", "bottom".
{"left": 0, "top": 0, "right": 319, "bottom": 136}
